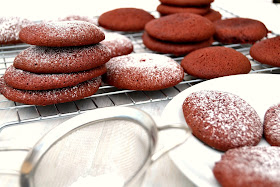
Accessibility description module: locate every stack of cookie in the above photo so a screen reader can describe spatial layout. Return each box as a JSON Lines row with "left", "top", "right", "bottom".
{"left": 0, "top": 21, "right": 111, "bottom": 106}
{"left": 157, "top": 0, "right": 221, "bottom": 22}
{"left": 143, "top": 13, "right": 215, "bottom": 56}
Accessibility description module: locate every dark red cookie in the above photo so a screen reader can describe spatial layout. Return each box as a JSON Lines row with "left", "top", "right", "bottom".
{"left": 4, "top": 65, "right": 106, "bottom": 90}
{"left": 0, "top": 17, "right": 33, "bottom": 45}
{"left": 98, "top": 8, "right": 155, "bottom": 32}
{"left": 157, "top": 4, "right": 211, "bottom": 16}
{"left": 58, "top": 15, "right": 97, "bottom": 25}
{"left": 104, "top": 53, "right": 184, "bottom": 91}
{"left": 13, "top": 44, "right": 111, "bottom": 74}
{"left": 250, "top": 36, "right": 280, "bottom": 67}
{"left": 182, "top": 90, "right": 263, "bottom": 151}
{"left": 145, "top": 13, "right": 215, "bottom": 42}
{"left": 203, "top": 9, "right": 222, "bottom": 22}
{"left": 101, "top": 33, "right": 133, "bottom": 58}
{"left": 214, "top": 18, "right": 268, "bottom": 44}
{"left": 142, "top": 31, "right": 213, "bottom": 56}
{"left": 159, "top": 0, "right": 214, "bottom": 6}
{"left": 213, "top": 146, "right": 280, "bottom": 187}
{"left": 181, "top": 46, "right": 251, "bottom": 79}
{"left": 264, "top": 104, "right": 280, "bottom": 146}
{"left": 0, "top": 76, "right": 101, "bottom": 106}
{"left": 19, "top": 21, "right": 105, "bottom": 47}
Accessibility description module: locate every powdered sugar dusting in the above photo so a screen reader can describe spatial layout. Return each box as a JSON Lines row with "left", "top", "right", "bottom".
{"left": 105, "top": 53, "right": 184, "bottom": 90}
{"left": 13, "top": 44, "right": 110, "bottom": 73}
{"left": 101, "top": 33, "right": 133, "bottom": 57}
{"left": 183, "top": 90, "right": 262, "bottom": 149}
{"left": 0, "top": 17, "right": 32, "bottom": 44}
{"left": 20, "top": 21, "right": 105, "bottom": 46}
{"left": 0, "top": 76, "right": 101, "bottom": 106}
{"left": 215, "top": 146, "right": 280, "bottom": 185}
{"left": 264, "top": 104, "right": 280, "bottom": 145}
{"left": 58, "top": 15, "right": 98, "bottom": 25}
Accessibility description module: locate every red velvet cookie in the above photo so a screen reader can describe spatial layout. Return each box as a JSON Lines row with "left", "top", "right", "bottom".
{"left": 203, "top": 9, "right": 222, "bottom": 22}
{"left": 145, "top": 13, "right": 215, "bottom": 42}
{"left": 58, "top": 15, "right": 97, "bottom": 25}
{"left": 13, "top": 44, "right": 111, "bottom": 74}
{"left": 98, "top": 8, "right": 154, "bottom": 32}
{"left": 101, "top": 33, "right": 133, "bottom": 58}
{"left": 264, "top": 104, "right": 280, "bottom": 146}
{"left": 142, "top": 32, "right": 213, "bottom": 56}
{"left": 159, "top": 0, "right": 214, "bottom": 6}
{"left": 182, "top": 90, "right": 263, "bottom": 151}
{"left": 214, "top": 18, "right": 268, "bottom": 44}
{"left": 104, "top": 53, "right": 184, "bottom": 91}
{"left": 157, "top": 4, "right": 211, "bottom": 16}
{"left": 0, "top": 76, "right": 101, "bottom": 106}
{"left": 0, "top": 17, "right": 33, "bottom": 45}
{"left": 181, "top": 46, "right": 251, "bottom": 79}
{"left": 4, "top": 65, "right": 106, "bottom": 90}
{"left": 250, "top": 36, "right": 280, "bottom": 67}
{"left": 213, "top": 146, "right": 280, "bottom": 187}
{"left": 19, "top": 21, "right": 105, "bottom": 47}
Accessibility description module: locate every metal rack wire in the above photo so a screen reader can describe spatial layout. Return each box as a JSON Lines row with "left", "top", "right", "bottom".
{"left": 0, "top": 6, "right": 279, "bottom": 130}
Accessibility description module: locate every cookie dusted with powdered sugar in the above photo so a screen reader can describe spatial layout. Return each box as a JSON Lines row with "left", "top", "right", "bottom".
{"left": 0, "top": 77, "right": 101, "bottom": 106}
{"left": 182, "top": 90, "right": 262, "bottom": 151}
{"left": 213, "top": 146, "right": 280, "bottom": 187}
{"left": 264, "top": 104, "right": 280, "bottom": 146}
{"left": 104, "top": 53, "right": 184, "bottom": 91}
{"left": 4, "top": 65, "right": 106, "bottom": 90}
{"left": 0, "top": 17, "right": 33, "bottom": 45}
{"left": 101, "top": 33, "right": 133, "bottom": 58}
{"left": 13, "top": 44, "right": 111, "bottom": 74}
{"left": 19, "top": 21, "right": 105, "bottom": 47}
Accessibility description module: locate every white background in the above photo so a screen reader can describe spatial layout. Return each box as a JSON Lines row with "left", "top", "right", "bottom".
{"left": 0, "top": 0, "right": 279, "bottom": 34}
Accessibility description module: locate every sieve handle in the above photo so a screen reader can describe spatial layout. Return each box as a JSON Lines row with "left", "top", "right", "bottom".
{"left": 150, "top": 123, "right": 191, "bottom": 163}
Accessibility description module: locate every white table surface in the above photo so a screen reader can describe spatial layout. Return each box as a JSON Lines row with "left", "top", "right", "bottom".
{"left": 0, "top": 0, "right": 279, "bottom": 186}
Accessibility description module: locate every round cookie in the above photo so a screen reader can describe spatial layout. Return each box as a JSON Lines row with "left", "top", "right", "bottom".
{"left": 203, "top": 9, "right": 222, "bottom": 22}
{"left": 13, "top": 44, "right": 111, "bottom": 74}
{"left": 104, "top": 53, "right": 184, "bottom": 91}
{"left": 0, "top": 17, "right": 33, "bottom": 45}
{"left": 250, "top": 36, "right": 280, "bottom": 67}
{"left": 181, "top": 46, "right": 251, "bottom": 79}
{"left": 264, "top": 104, "right": 280, "bottom": 146}
{"left": 159, "top": 0, "right": 214, "bottom": 6}
{"left": 98, "top": 8, "right": 154, "bottom": 32}
{"left": 142, "top": 31, "right": 213, "bottom": 56}
{"left": 213, "top": 146, "right": 280, "bottom": 187}
{"left": 182, "top": 90, "right": 263, "bottom": 151}
{"left": 19, "top": 21, "right": 105, "bottom": 47}
{"left": 4, "top": 65, "right": 106, "bottom": 90}
{"left": 145, "top": 13, "right": 215, "bottom": 42}
{"left": 101, "top": 33, "right": 134, "bottom": 58}
{"left": 0, "top": 76, "right": 101, "bottom": 106}
{"left": 214, "top": 18, "right": 268, "bottom": 44}
{"left": 157, "top": 4, "right": 211, "bottom": 16}
{"left": 58, "top": 15, "right": 97, "bottom": 25}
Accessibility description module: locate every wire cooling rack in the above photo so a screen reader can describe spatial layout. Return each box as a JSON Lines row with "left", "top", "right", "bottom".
{"left": 0, "top": 6, "right": 279, "bottom": 130}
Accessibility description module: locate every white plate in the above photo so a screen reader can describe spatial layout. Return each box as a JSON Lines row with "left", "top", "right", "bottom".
{"left": 161, "top": 74, "right": 280, "bottom": 187}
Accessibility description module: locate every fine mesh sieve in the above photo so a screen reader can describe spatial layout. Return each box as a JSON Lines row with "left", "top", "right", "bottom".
{"left": 2, "top": 106, "right": 191, "bottom": 187}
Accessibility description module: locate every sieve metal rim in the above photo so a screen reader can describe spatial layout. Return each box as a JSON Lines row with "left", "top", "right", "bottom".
{"left": 19, "top": 106, "right": 158, "bottom": 187}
